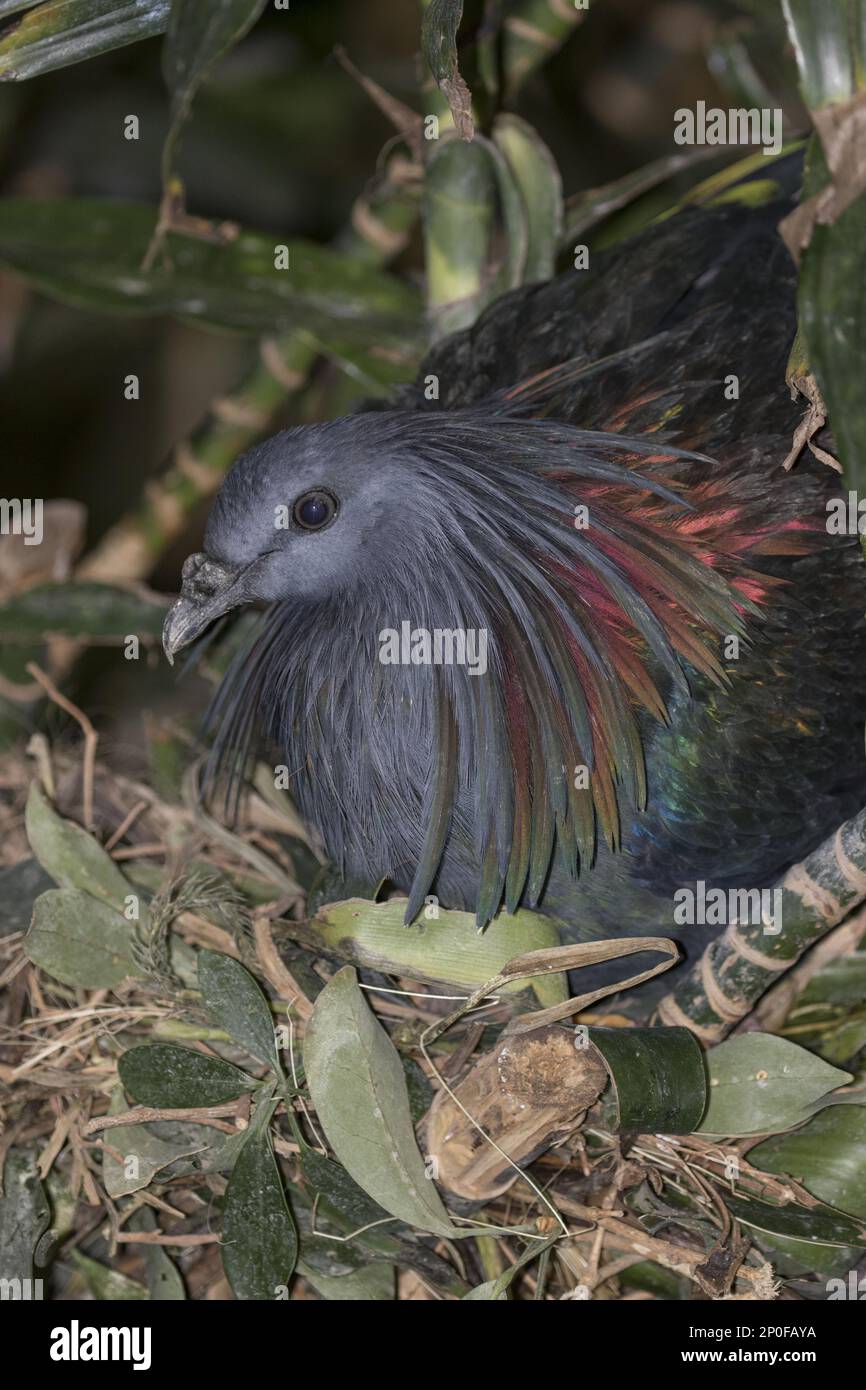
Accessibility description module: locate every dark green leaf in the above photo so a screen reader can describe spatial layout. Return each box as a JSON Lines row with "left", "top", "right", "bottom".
{"left": 800, "top": 190, "right": 866, "bottom": 491}
{"left": 300, "top": 1145, "right": 391, "bottom": 1233}
{"left": 197, "top": 948, "right": 279, "bottom": 1071}
{"left": 162, "top": 0, "right": 267, "bottom": 176}
{"left": 749, "top": 1105, "right": 866, "bottom": 1220}
{"left": 424, "top": 138, "right": 497, "bottom": 338}
{"left": 118, "top": 1042, "right": 257, "bottom": 1107}
{"left": 25, "top": 888, "right": 138, "bottom": 988}
{"left": 222, "top": 1123, "right": 297, "bottom": 1299}
{"left": 0, "top": 199, "right": 422, "bottom": 349}
{"left": 725, "top": 1191, "right": 866, "bottom": 1248}
{"left": 0, "top": 582, "right": 169, "bottom": 644}
{"left": 0, "top": 0, "right": 170, "bottom": 82}
{"left": 590, "top": 1027, "right": 706, "bottom": 1134}
{"left": 0, "top": 1149, "right": 50, "bottom": 1285}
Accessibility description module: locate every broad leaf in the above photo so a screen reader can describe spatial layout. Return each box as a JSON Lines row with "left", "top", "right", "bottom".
{"left": 303, "top": 966, "right": 456, "bottom": 1237}
{"left": 119, "top": 1042, "right": 257, "bottom": 1108}
{"left": 25, "top": 888, "right": 138, "bottom": 988}
{"left": 162, "top": 0, "right": 268, "bottom": 177}
{"left": 69, "top": 1249, "right": 148, "bottom": 1300}
{"left": 493, "top": 114, "right": 563, "bottom": 282}
{"left": 725, "top": 1191, "right": 866, "bottom": 1248}
{"left": 298, "top": 1260, "right": 395, "bottom": 1301}
{"left": 699, "top": 1034, "right": 851, "bottom": 1136}
{"left": 102, "top": 1099, "right": 206, "bottom": 1198}
{"left": 197, "top": 949, "right": 279, "bottom": 1071}
{"left": 0, "top": 200, "right": 422, "bottom": 349}
{"left": 749, "top": 1104, "right": 866, "bottom": 1220}
{"left": 25, "top": 780, "right": 137, "bottom": 913}
{"left": 222, "top": 1121, "right": 297, "bottom": 1299}
{"left": 0, "top": 1149, "right": 50, "bottom": 1285}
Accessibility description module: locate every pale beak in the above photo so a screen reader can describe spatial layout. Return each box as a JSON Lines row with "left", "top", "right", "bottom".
{"left": 162, "top": 553, "right": 251, "bottom": 665}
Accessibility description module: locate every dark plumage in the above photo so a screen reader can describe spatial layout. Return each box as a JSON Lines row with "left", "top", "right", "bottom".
{"left": 163, "top": 157, "right": 866, "bottom": 978}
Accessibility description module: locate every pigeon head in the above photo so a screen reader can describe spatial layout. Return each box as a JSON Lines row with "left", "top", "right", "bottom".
{"left": 163, "top": 408, "right": 801, "bottom": 924}
{"left": 163, "top": 415, "right": 425, "bottom": 658}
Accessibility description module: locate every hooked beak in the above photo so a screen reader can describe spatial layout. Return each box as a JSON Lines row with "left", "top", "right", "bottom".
{"left": 162, "top": 552, "right": 252, "bottom": 665}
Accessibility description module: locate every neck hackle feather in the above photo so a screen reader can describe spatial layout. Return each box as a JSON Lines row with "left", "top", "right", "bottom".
{"left": 203, "top": 411, "right": 814, "bottom": 928}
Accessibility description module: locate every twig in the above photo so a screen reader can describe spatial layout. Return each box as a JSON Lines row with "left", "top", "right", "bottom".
{"left": 25, "top": 662, "right": 97, "bottom": 829}
{"left": 83, "top": 1103, "right": 244, "bottom": 1135}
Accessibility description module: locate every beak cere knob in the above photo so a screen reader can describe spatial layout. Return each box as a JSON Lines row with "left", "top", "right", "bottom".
{"left": 162, "top": 553, "right": 247, "bottom": 665}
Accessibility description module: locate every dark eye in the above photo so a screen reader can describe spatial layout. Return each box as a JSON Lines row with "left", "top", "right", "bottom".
{"left": 292, "top": 490, "right": 338, "bottom": 531}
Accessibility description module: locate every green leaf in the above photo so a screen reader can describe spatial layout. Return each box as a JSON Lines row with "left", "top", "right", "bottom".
{"left": 118, "top": 1042, "right": 257, "bottom": 1108}
{"left": 781, "top": 5, "right": 866, "bottom": 489}
{"left": 782, "top": 0, "right": 866, "bottom": 108}
{"left": 222, "top": 1120, "right": 297, "bottom": 1300}
{"left": 590, "top": 1027, "right": 706, "bottom": 1134}
{"left": 424, "top": 138, "right": 497, "bottom": 338}
{"left": 0, "top": 582, "right": 169, "bottom": 644}
{"left": 303, "top": 966, "right": 457, "bottom": 1238}
{"left": 0, "top": 199, "right": 422, "bottom": 349}
{"left": 698, "top": 1034, "right": 851, "bottom": 1136}
{"left": 300, "top": 1145, "right": 392, "bottom": 1234}
{"left": 126, "top": 1205, "right": 187, "bottom": 1301}
{"left": 69, "top": 1249, "right": 148, "bottom": 1300}
{"left": 725, "top": 1191, "right": 866, "bottom": 1248}
{"left": 101, "top": 1087, "right": 209, "bottom": 1197}
{"left": 421, "top": 0, "right": 473, "bottom": 139}
{"left": 25, "top": 888, "right": 138, "bottom": 987}
{"left": 306, "top": 897, "right": 567, "bottom": 1008}
{"left": 0, "top": 0, "right": 171, "bottom": 82}
{"left": 480, "top": 132, "right": 529, "bottom": 293}
{"left": 781, "top": 943, "right": 866, "bottom": 1063}
{"left": 799, "top": 189, "right": 866, "bottom": 491}
{"left": 0, "top": 1149, "right": 50, "bottom": 1285}
{"left": 0, "top": 859, "right": 53, "bottom": 937}
{"left": 298, "top": 1260, "right": 395, "bottom": 1301}
{"left": 25, "top": 781, "right": 138, "bottom": 913}
{"left": 197, "top": 949, "right": 279, "bottom": 1071}
{"left": 493, "top": 114, "right": 563, "bottom": 282}
{"left": 161, "top": 0, "right": 267, "bottom": 178}
{"left": 462, "top": 1236, "right": 557, "bottom": 1300}
{"left": 749, "top": 1104, "right": 866, "bottom": 1220}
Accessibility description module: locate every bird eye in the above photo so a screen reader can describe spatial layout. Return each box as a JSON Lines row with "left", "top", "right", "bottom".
{"left": 292, "top": 490, "right": 338, "bottom": 531}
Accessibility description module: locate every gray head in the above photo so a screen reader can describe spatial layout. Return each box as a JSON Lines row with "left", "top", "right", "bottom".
{"left": 163, "top": 414, "right": 429, "bottom": 658}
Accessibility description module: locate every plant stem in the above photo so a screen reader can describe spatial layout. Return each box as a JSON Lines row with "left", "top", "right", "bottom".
{"left": 657, "top": 806, "right": 866, "bottom": 1042}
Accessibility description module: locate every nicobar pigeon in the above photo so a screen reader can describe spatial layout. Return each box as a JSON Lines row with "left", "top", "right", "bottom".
{"left": 163, "top": 157, "right": 866, "bottom": 979}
